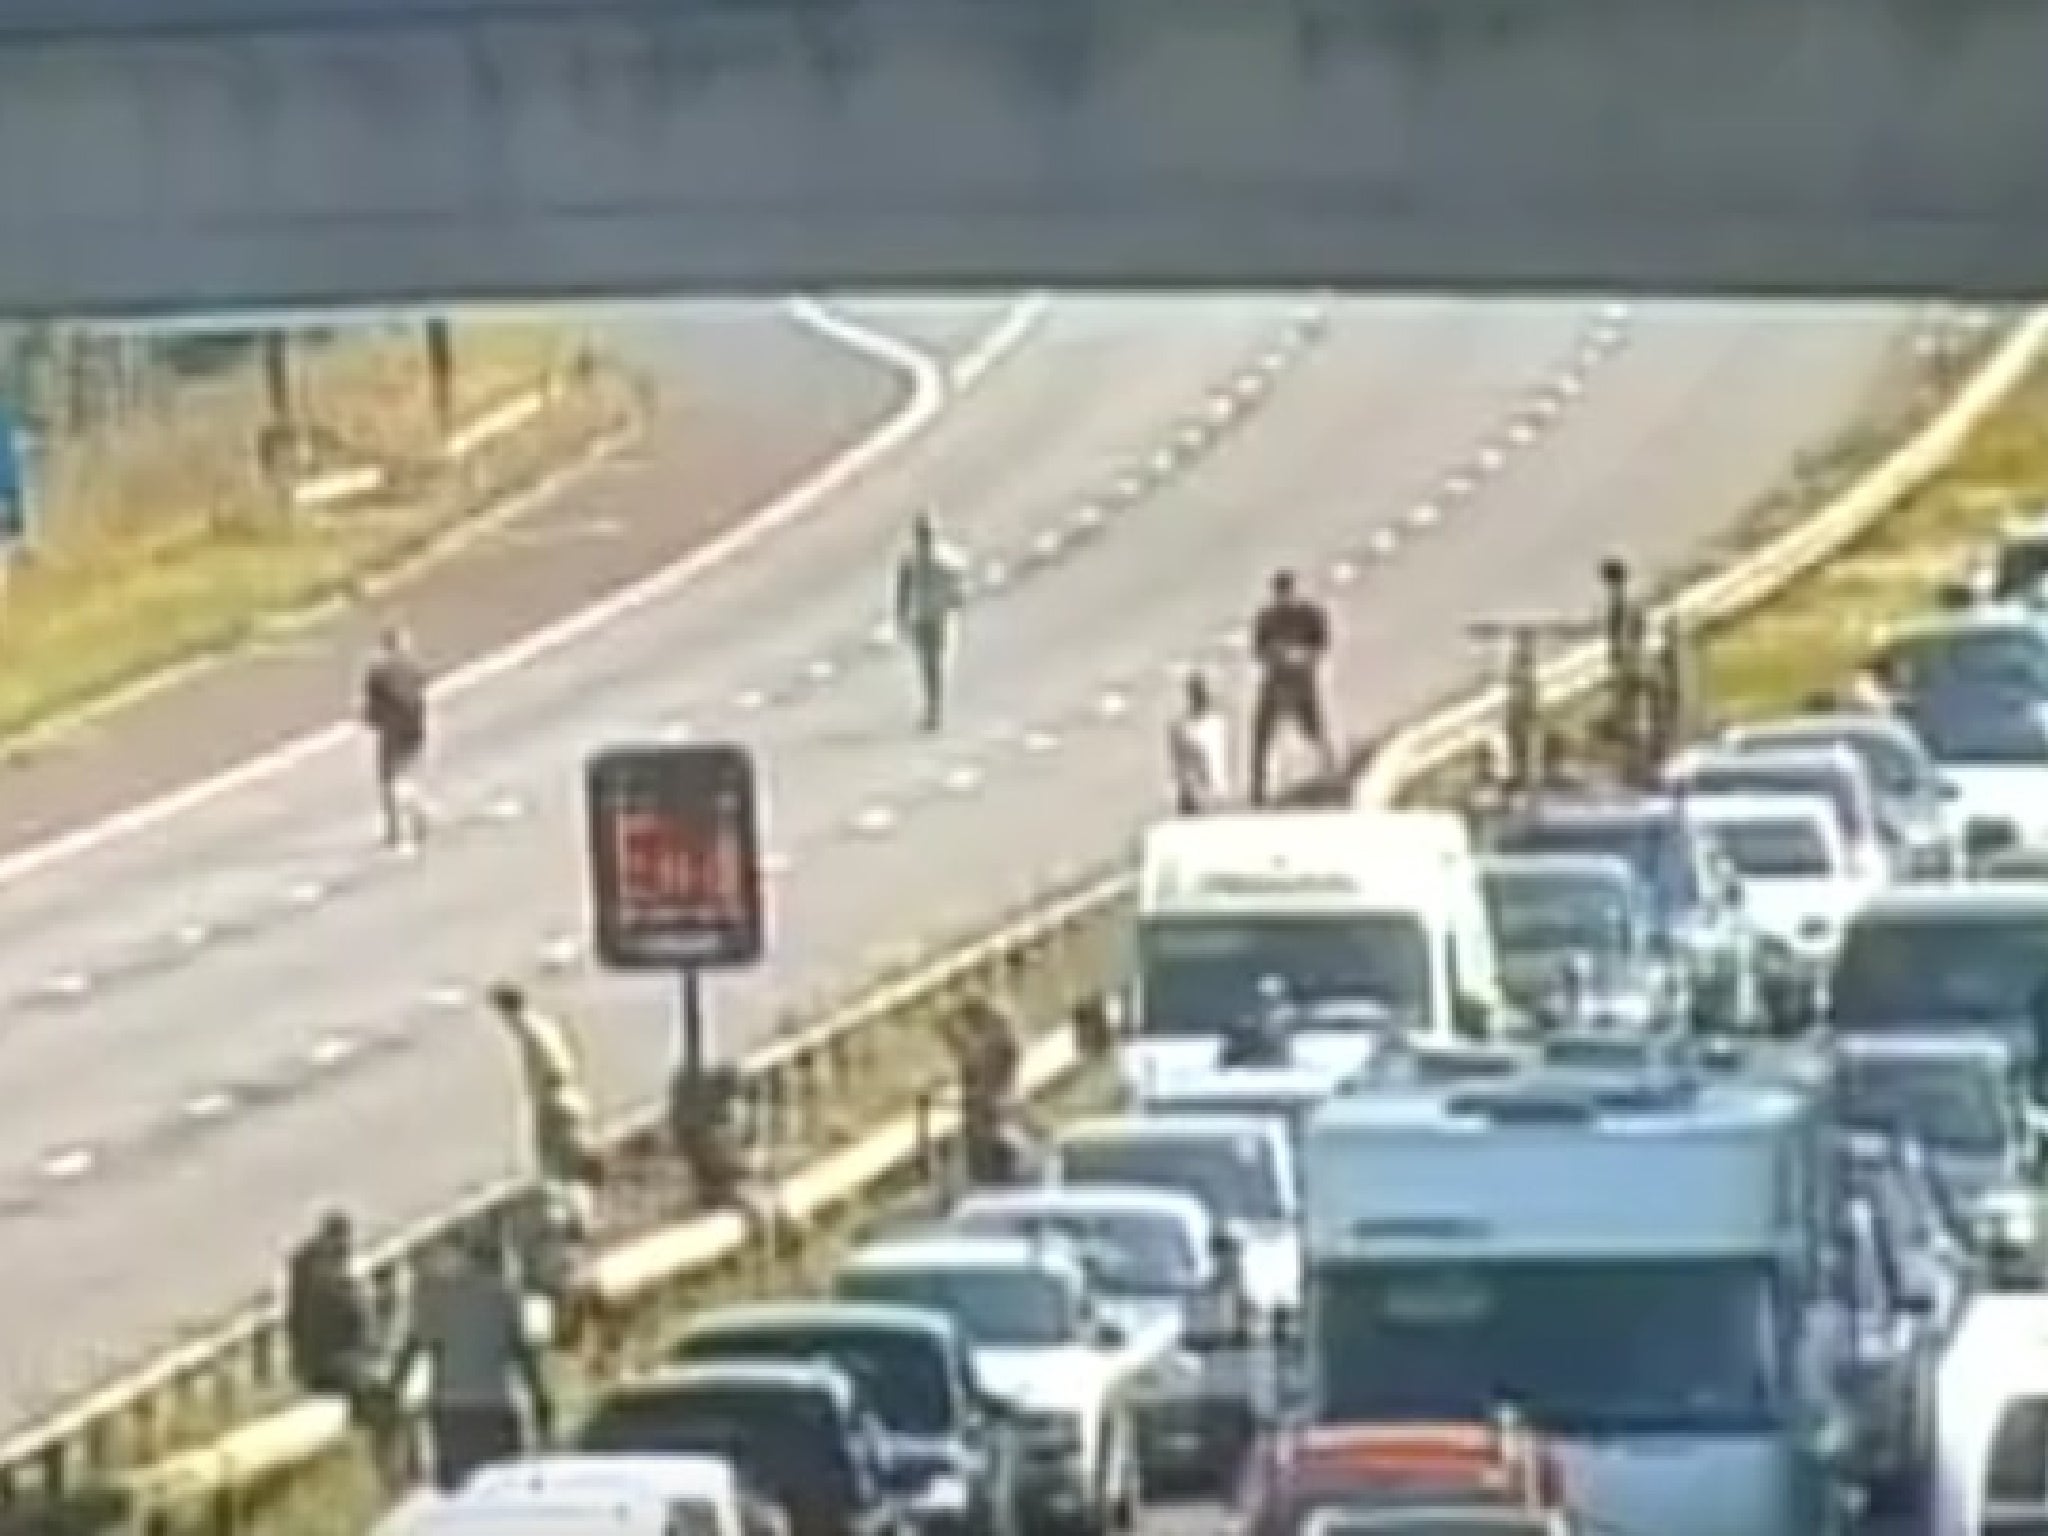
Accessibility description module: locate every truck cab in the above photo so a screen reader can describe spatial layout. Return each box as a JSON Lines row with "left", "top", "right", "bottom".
{"left": 1300, "top": 1067, "right": 1853, "bottom": 1536}
{"left": 834, "top": 1235, "right": 1154, "bottom": 1536}
{"left": 1127, "top": 810, "right": 1501, "bottom": 1089}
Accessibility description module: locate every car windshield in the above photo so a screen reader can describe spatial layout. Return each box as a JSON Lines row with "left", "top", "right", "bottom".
{"left": 577, "top": 1385, "right": 854, "bottom": 1510}
{"left": 1994, "top": 539, "right": 2048, "bottom": 602}
{"left": 951, "top": 1208, "right": 1202, "bottom": 1296}
{"left": 1313, "top": 1260, "right": 1785, "bottom": 1437}
{"left": 1147, "top": 1092, "right": 1319, "bottom": 1146}
{"left": 836, "top": 1265, "right": 1076, "bottom": 1348}
{"left": 1482, "top": 869, "right": 1633, "bottom": 961}
{"left": 670, "top": 1327, "right": 955, "bottom": 1435}
{"left": 1684, "top": 764, "right": 1864, "bottom": 843}
{"left": 1890, "top": 626, "right": 2048, "bottom": 696}
{"left": 1703, "top": 815, "right": 1835, "bottom": 879}
{"left": 1741, "top": 725, "right": 1928, "bottom": 799}
{"left": 1830, "top": 910, "right": 2048, "bottom": 1029}
{"left": 1910, "top": 688, "right": 2048, "bottom": 764}
{"left": 1137, "top": 914, "right": 1431, "bottom": 1036}
{"left": 1839, "top": 1056, "right": 2014, "bottom": 1158}
{"left": 1492, "top": 816, "right": 1699, "bottom": 920}
{"left": 1057, "top": 1129, "right": 1289, "bottom": 1222}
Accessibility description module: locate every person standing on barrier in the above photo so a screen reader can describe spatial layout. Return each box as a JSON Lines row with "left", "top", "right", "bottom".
{"left": 396, "top": 1225, "right": 555, "bottom": 1492}
{"left": 361, "top": 625, "right": 432, "bottom": 853}
{"left": 894, "top": 512, "right": 969, "bottom": 733}
{"left": 1168, "top": 670, "right": 1232, "bottom": 815}
{"left": 488, "top": 983, "right": 599, "bottom": 1229}
{"left": 1248, "top": 570, "right": 1338, "bottom": 805}
{"left": 944, "top": 993, "right": 1028, "bottom": 1185}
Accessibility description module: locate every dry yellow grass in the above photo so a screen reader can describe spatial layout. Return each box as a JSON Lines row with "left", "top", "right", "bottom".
{"left": 0, "top": 325, "right": 628, "bottom": 742}
{"left": 1699, "top": 367, "right": 2048, "bottom": 718}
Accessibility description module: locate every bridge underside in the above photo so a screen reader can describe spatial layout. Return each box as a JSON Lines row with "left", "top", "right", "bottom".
{"left": 2, "top": 0, "right": 2047, "bottom": 312}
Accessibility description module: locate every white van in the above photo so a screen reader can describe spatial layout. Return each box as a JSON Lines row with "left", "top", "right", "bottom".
{"left": 1126, "top": 810, "right": 1501, "bottom": 1089}
{"left": 374, "top": 1455, "right": 746, "bottom": 1536}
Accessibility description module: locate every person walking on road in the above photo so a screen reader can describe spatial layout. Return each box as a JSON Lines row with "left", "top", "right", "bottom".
{"left": 1248, "top": 570, "right": 1338, "bottom": 805}
{"left": 1167, "top": 670, "right": 1232, "bottom": 815}
{"left": 395, "top": 1225, "right": 554, "bottom": 1492}
{"left": 360, "top": 625, "right": 431, "bottom": 851}
{"left": 894, "top": 513, "right": 969, "bottom": 733}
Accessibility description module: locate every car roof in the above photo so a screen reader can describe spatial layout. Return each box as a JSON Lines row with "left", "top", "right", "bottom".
{"left": 1850, "top": 882, "right": 2048, "bottom": 920}
{"left": 677, "top": 1300, "right": 957, "bottom": 1345}
{"left": 611, "top": 1359, "right": 857, "bottom": 1402}
{"left": 1729, "top": 713, "right": 1918, "bottom": 747}
{"left": 1835, "top": 1033, "right": 2014, "bottom": 1066}
{"left": 842, "top": 1233, "right": 1078, "bottom": 1276}
{"left": 952, "top": 1183, "right": 1210, "bottom": 1225}
{"left": 1142, "top": 1065, "right": 1347, "bottom": 1103}
{"left": 1675, "top": 743, "right": 1860, "bottom": 779}
{"left": 1478, "top": 852, "right": 1638, "bottom": 886}
{"left": 1501, "top": 793, "right": 1679, "bottom": 827}
{"left": 463, "top": 1455, "right": 739, "bottom": 1504}
{"left": 1057, "top": 1113, "right": 1281, "bottom": 1147}
{"left": 1683, "top": 791, "right": 1841, "bottom": 826}
{"left": 1884, "top": 606, "right": 2044, "bottom": 642}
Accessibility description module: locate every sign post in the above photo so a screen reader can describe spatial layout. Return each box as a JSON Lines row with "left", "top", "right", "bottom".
{"left": 584, "top": 743, "right": 766, "bottom": 1087}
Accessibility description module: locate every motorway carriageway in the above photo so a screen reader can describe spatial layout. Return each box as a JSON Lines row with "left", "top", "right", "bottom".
{"left": 0, "top": 295, "right": 1925, "bottom": 1431}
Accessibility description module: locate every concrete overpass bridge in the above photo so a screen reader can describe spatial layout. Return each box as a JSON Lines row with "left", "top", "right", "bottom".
{"left": 1, "top": 0, "right": 2045, "bottom": 312}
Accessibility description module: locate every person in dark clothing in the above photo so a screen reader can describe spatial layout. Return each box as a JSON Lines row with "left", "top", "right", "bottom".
{"left": 394, "top": 1226, "right": 553, "bottom": 1493}
{"left": 285, "top": 1212, "right": 404, "bottom": 1477}
{"left": 286, "top": 1212, "right": 375, "bottom": 1399}
{"left": 1248, "top": 570, "right": 1339, "bottom": 804}
{"left": 360, "top": 626, "right": 430, "bottom": 850}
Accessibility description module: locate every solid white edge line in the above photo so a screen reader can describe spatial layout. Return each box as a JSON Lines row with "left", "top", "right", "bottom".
{"left": 0, "top": 296, "right": 1048, "bottom": 892}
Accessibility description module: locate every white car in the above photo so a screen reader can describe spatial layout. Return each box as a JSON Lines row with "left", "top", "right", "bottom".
{"left": 1685, "top": 791, "right": 1882, "bottom": 963}
{"left": 835, "top": 1234, "right": 1156, "bottom": 1536}
{"left": 1934, "top": 1294, "right": 2048, "bottom": 1536}
{"left": 945, "top": 1185, "right": 1258, "bottom": 1486}
{"left": 1050, "top": 1115, "right": 1300, "bottom": 1320}
{"left": 1667, "top": 743, "right": 1891, "bottom": 887}
{"left": 1133, "top": 1060, "right": 1353, "bottom": 1154}
{"left": 373, "top": 1455, "right": 746, "bottom": 1536}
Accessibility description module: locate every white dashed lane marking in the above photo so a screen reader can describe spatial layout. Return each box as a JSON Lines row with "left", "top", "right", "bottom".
{"left": 8, "top": 304, "right": 1636, "bottom": 1202}
{"left": 40, "top": 1149, "right": 93, "bottom": 1181}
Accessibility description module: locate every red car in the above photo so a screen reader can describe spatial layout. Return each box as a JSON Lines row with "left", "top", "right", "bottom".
{"left": 1237, "top": 1418, "right": 1569, "bottom": 1536}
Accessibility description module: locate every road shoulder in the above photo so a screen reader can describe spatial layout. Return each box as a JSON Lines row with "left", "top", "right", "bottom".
{"left": 0, "top": 314, "right": 908, "bottom": 856}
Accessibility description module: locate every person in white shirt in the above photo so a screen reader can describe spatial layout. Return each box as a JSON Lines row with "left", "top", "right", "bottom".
{"left": 1168, "top": 671, "right": 1232, "bottom": 815}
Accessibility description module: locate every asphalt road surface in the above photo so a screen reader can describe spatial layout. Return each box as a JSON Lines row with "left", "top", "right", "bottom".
{"left": 0, "top": 296, "right": 1924, "bottom": 1430}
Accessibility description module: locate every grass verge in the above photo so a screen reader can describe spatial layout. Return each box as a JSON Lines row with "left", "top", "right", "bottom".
{"left": 1698, "top": 364, "right": 2048, "bottom": 718}
{"left": 0, "top": 325, "right": 632, "bottom": 749}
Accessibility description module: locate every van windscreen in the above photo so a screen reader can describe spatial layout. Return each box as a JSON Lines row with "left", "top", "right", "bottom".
{"left": 1137, "top": 913, "right": 1432, "bottom": 1037}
